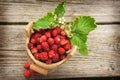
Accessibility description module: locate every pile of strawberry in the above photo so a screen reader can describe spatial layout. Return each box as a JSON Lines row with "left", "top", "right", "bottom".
{"left": 28, "top": 27, "right": 71, "bottom": 64}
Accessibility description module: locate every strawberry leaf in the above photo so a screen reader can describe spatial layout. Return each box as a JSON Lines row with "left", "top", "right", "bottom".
{"left": 54, "top": 1, "right": 66, "bottom": 18}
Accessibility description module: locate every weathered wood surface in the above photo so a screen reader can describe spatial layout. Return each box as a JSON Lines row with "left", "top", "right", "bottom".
{"left": 0, "top": 0, "right": 120, "bottom": 79}
{"left": 0, "top": 25, "right": 120, "bottom": 80}
{"left": 0, "top": 0, "right": 120, "bottom": 23}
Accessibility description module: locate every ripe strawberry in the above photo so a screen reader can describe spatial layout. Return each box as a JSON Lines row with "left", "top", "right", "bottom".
{"left": 34, "top": 33, "right": 41, "bottom": 39}
{"left": 60, "top": 55, "right": 66, "bottom": 60}
{"left": 28, "top": 43, "right": 34, "bottom": 49}
{"left": 31, "top": 38, "right": 36, "bottom": 44}
{"left": 48, "top": 50, "right": 55, "bottom": 58}
{"left": 60, "top": 39, "right": 68, "bottom": 45}
{"left": 39, "top": 52, "right": 48, "bottom": 61}
{"left": 60, "top": 35, "right": 66, "bottom": 39}
{"left": 45, "top": 31, "right": 51, "bottom": 38}
{"left": 41, "top": 42, "right": 49, "bottom": 51}
{"left": 52, "top": 53, "right": 59, "bottom": 63}
{"left": 54, "top": 36, "right": 61, "bottom": 44}
{"left": 34, "top": 53, "right": 40, "bottom": 60}
{"left": 48, "top": 38, "right": 54, "bottom": 45}
{"left": 51, "top": 44, "right": 58, "bottom": 51}
{"left": 31, "top": 70, "right": 37, "bottom": 75}
{"left": 64, "top": 43, "right": 71, "bottom": 51}
{"left": 39, "top": 35, "right": 47, "bottom": 43}
{"left": 52, "top": 29, "right": 57, "bottom": 37}
{"left": 61, "top": 30, "right": 66, "bottom": 36}
{"left": 24, "top": 62, "right": 30, "bottom": 69}
{"left": 37, "top": 45, "right": 42, "bottom": 50}
{"left": 58, "top": 47, "right": 65, "bottom": 55}
{"left": 31, "top": 48, "right": 37, "bottom": 54}
{"left": 46, "top": 59, "right": 52, "bottom": 64}
{"left": 24, "top": 70, "right": 31, "bottom": 78}
{"left": 55, "top": 27, "right": 61, "bottom": 34}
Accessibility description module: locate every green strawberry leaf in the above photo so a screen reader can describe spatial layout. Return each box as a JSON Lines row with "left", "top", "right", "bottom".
{"left": 70, "top": 16, "right": 97, "bottom": 56}
{"left": 71, "top": 16, "right": 97, "bottom": 35}
{"left": 54, "top": 0, "right": 66, "bottom": 18}
{"left": 33, "top": 12, "right": 55, "bottom": 30}
{"left": 71, "top": 33, "right": 88, "bottom": 56}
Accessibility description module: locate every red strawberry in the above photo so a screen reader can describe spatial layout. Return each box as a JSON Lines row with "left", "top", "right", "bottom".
{"left": 51, "top": 44, "right": 58, "bottom": 51}
{"left": 24, "top": 62, "right": 30, "bottom": 69}
{"left": 58, "top": 47, "right": 65, "bottom": 55}
{"left": 60, "top": 55, "right": 66, "bottom": 60}
{"left": 60, "top": 35, "right": 66, "bottom": 39}
{"left": 28, "top": 43, "right": 34, "bottom": 49}
{"left": 34, "top": 53, "right": 40, "bottom": 60}
{"left": 34, "top": 33, "right": 41, "bottom": 39}
{"left": 37, "top": 45, "right": 42, "bottom": 50}
{"left": 46, "top": 59, "right": 52, "bottom": 64}
{"left": 41, "top": 42, "right": 49, "bottom": 51}
{"left": 48, "top": 38, "right": 54, "bottom": 45}
{"left": 48, "top": 50, "right": 55, "bottom": 58}
{"left": 54, "top": 36, "right": 61, "bottom": 44}
{"left": 64, "top": 43, "right": 71, "bottom": 51}
{"left": 39, "top": 35, "right": 47, "bottom": 43}
{"left": 52, "top": 53, "right": 59, "bottom": 62}
{"left": 39, "top": 52, "right": 48, "bottom": 61}
{"left": 24, "top": 70, "right": 31, "bottom": 78}
{"left": 31, "top": 38, "right": 36, "bottom": 44}
{"left": 45, "top": 31, "right": 51, "bottom": 38}
{"left": 61, "top": 30, "right": 66, "bottom": 36}
{"left": 31, "top": 70, "right": 37, "bottom": 75}
{"left": 55, "top": 27, "right": 61, "bottom": 34}
{"left": 52, "top": 29, "right": 57, "bottom": 37}
{"left": 60, "top": 39, "right": 68, "bottom": 45}
{"left": 31, "top": 48, "right": 37, "bottom": 54}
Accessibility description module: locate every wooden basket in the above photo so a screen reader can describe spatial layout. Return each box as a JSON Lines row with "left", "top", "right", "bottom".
{"left": 25, "top": 21, "right": 77, "bottom": 75}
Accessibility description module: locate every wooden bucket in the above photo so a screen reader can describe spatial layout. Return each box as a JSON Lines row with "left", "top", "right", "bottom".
{"left": 25, "top": 21, "right": 77, "bottom": 76}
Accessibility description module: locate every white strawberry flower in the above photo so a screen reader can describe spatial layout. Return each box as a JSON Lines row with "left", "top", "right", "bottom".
{"left": 59, "top": 17, "right": 66, "bottom": 24}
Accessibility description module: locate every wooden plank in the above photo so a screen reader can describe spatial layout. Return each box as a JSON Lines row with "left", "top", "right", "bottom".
{"left": 0, "top": 1, "right": 120, "bottom": 23}
{"left": 0, "top": 24, "right": 120, "bottom": 52}
{"left": 0, "top": 50, "right": 120, "bottom": 80}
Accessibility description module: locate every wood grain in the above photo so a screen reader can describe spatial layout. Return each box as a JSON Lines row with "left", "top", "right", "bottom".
{"left": 0, "top": 0, "right": 120, "bottom": 23}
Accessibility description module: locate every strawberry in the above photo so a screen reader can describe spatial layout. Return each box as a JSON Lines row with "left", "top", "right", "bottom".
{"left": 31, "top": 48, "right": 37, "bottom": 54}
{"left": 52, "top": 53, "right": 59, "bottom": 62}
{"left": 54, "top": 36, "right": 61, "bottom": 44}
{"left": 37, "top": 45, "right": 42, "bottom": 50}
{"left": 61, "top": 30, "right": 66, "bottom": 36}
{"left": 60, "top": 55, "right": 66, "bottom": 60}
{"left": 48, "top": 50, "right": 55, "bottom": 58}
{"left": 41, "top": 42, "right": 49, "bottom": 51}
{"left": 48, "top": 38, "right": 54, "bottom": 45}
{"left": 24, "top": 62, "right": 30, "bottom": 69}
{"left": 34, "top": 33, "right": 41, "bottom": 39}
{"left": 64, "top": 43, "right": 71, "bottom": 51}
{"left": 58, "top": 47, "right": 65, "bottom": 55}
{"left": 24, "top": 70, "right": 31, "bottom": 78}
{"left": 34, "top": 53, "right": 40, "bottom": 60}
{"left": 55, "top": 27, "right": 61, "bottom": 34}
{"left": 46, "top": 59, "right": 52, "bottom": 64}
{"left": 45, "top": 31, "right": 51, "bottom": 38}
{"left": 52, "top": 29, "right": 57, "bottom": 37}
{"left": 60, "top": 35, "right": 66, "bottom": 39}
{"left": 28, "top": 43, "right": 34, "bottom": 49}
{"left": 60, "top": 39, "right": 68, "bottom": 45}
{"left": 31, "top": 38, "right": 36, "bottom": 44}
{"left": 51, "top": 44, "right": 58, "bottom": 51}
{"left": 39, "top": 52, "right": 48, "bottom": 61}
{"left": 39, "top": 35, "right": 47, "bottom": 43}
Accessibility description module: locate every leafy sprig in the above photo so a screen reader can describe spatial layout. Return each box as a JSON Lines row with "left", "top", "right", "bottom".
{"left": 33, "top": 1, "right": 97, "bottom": 56}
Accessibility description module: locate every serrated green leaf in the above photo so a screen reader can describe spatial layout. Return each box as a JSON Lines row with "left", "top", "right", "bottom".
{"left": 54, "top": 1, "right": 66, "bottom": 18}
{"left": 33, "top": 13, "right": 55, "bottom": 30}
{"left": 72, "top": 16, "right": 97, "bottom": 35}
{"left": 70, "top": 33, "right": 88, "bottom": 56}
{"left": 70, "top": 16, "right": 97, "bottom": 56}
